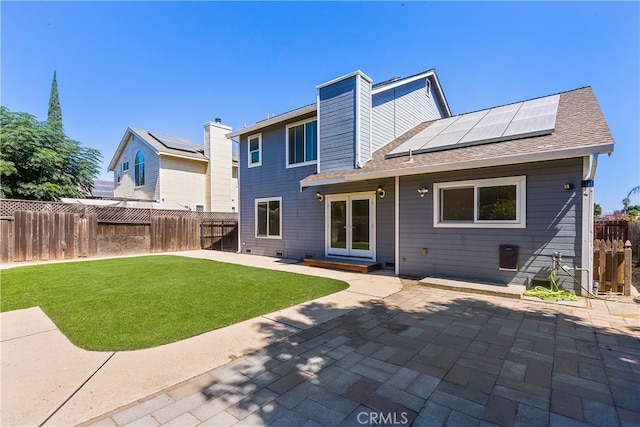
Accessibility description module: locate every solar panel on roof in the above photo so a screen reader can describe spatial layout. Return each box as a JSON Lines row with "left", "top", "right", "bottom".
{"left": 148, "top": 132, "right": 203, "bottom": 154}
{"left": 439, "top": 110, "right": 488, "bottom": 134}
{"left": 385, "top": 94, "right": 560, "bottom": 159}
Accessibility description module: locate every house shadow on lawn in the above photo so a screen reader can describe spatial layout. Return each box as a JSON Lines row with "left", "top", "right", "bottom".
{"left": 187, "top": 288, "right": 640, "bottom": 426}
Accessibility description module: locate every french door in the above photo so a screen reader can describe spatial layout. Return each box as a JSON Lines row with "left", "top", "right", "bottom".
{"left": 326, "top": 193, "right": 375, "bottom": 259}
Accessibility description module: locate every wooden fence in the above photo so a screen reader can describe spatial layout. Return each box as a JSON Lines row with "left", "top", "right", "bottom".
{"left": 594, "top": 220, "right": 628, "bottom": 241}
{"left": 1, "top": 211, "right": 97, "bottom": 263}
{"left": 150, "top": 216, "right": 201, "bottom": 253}
{"left": 1, "top": 206, "right": 236, "bottom": 263}
{"left": 593, "top": 239, "right": 632, "bottom": 296}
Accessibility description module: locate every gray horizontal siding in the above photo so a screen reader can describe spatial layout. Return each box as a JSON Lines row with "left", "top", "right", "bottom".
{"left": 319, "top": 76, "right": 356, "bottom": 173}
{"left": 239, "top": 113, "right": 324, "bottom": 260}
{"left": 372, "top": 78, "right": 443, "bottom": 152}
{"left": 397, "top": 158, "right": 584, "bottom": 286}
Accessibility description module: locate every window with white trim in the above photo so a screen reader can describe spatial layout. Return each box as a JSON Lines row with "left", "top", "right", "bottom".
{"left": 286, "top": 119, "right": 317, "bottom": 167}
{"left": 433, "top": 176, "right": 526, "bottom": 228}
{"left": 255, "top": 197, "right": 281, "bottom": 238}
{"left": 248, "top": 134, "right": 262, "bottom": 168}
{"left": 134, "top": 150, "right": 145, "bottom": 187}
{"left": 122, "top": 161, "right": 129, "bottom": 171}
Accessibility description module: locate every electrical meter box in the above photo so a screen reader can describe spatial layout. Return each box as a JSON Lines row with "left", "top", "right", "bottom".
{"left": 499, "top": 245, "right": 519, "bottom": 271}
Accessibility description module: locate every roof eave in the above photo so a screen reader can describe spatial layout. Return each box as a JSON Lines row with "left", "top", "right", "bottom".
{"left": 108, "top": 127, "right": 135, "bottom": 171}
{"left": 158, "top": 152, "right": 208, "bottom": 163}
{"left": 301, "top": 143, "right": 613, "bottom": 188}
{"left": 227, "top": 104, "right": 317, "bottom": 139}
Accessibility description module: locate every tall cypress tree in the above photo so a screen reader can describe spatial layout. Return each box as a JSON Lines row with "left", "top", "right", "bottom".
{"left": 47, "top": 70, "right": 62, "bottom": 131}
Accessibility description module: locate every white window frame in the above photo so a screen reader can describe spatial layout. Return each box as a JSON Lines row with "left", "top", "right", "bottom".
{"left": 255, "top": 197, "right": 282, "bottom": 239}
{"left": 134, "top": 150, "right": 145, "bottom": 187}
{"left": 248, "top": 133, "right": 262, "bottom": 168}
{"left": 286, "top": 118, "right": 318, "bottom": 168}
{"left": 433, "top": 176, "right": 526, "bottom": 229}
{"left": 122, "top": 161, "right": 129, "bottom": 171}
{"left": 425, "top": 78, "right": 431, "bottom": 97}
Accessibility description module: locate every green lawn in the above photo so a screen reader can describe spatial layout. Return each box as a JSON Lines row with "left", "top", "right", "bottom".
{"left": 0, "top": 255, "right": 348, "bottom": 351}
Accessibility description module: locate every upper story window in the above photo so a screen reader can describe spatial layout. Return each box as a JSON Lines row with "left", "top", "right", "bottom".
{"left": 122, "top": 161, "right": 129, "bottom": 171}
{"left": 286, "top": 119, "right": 317, "bottom": 167}
{"left": 134, "top": 150, "right": 145, "bottom": 187}
{"left": 433, "top": 176, "right": 526, "bottom": 229}
{"left": 248, "top": 134, "right": 262, "bottom": 168}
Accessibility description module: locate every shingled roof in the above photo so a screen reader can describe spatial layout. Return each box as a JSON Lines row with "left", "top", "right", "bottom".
{"left": 127, "top": 127, "right": 207, "bottom": 161}
{"left": 300, "top": 87, "right": 614, "bottom": 187}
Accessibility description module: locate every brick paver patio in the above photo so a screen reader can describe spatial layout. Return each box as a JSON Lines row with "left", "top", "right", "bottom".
{"left": 84, "top": 285, "right": 640, "bottom": 426}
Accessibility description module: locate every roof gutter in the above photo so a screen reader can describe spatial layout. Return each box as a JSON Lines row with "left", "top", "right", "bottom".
{"left": 300, "top": 143, "right": 613, "bottom": 188}
{"left": 583, "top": 153, "right": 599, "bottom": 181}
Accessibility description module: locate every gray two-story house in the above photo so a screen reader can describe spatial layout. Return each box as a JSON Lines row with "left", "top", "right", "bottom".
{"left": 228, "top": 69, "right": 614, "bottom": 292}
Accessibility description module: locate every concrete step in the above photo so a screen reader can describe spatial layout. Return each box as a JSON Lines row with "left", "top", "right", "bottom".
{"left": 418, "top": 276, "right": 525, "bottom": 299}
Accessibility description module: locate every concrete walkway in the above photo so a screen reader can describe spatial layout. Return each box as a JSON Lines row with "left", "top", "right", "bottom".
{"left": 1, "top": 251, "right": 403, "bottom": 426}
{"left": 2, "top": 250, "right": 639, "bottom": 426}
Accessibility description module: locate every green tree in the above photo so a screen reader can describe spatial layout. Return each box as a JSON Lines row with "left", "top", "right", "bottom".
{"left": 594, "top": 203, "right": 602, "bottom": 219}
{"left": 47, "top": 71, "right": 63, "bottom": 131}
{"left": 0, "top": 106, "right": 101, "bottom": 200}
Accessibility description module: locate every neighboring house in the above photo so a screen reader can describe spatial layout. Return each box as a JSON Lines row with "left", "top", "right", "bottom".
{"left": 228, "top": 69, "right": 614, "bottom": 291}
{"left": 108, "top": 120, "right": 238, "bottom": 212}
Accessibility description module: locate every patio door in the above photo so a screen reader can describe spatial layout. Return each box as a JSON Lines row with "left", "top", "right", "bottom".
{"left": 326, "top": 193, "right": 375, "bottom": 259}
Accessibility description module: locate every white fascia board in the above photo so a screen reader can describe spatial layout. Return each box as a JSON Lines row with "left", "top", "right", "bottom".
{"left": 109, "top": 128, "right": 162, "bottom": 170}
{"left": 300, "top": 176, "right": 348, "bottom": 190}
{"left": 344, "top": 144, "right": 614, "bottom": 183}
{"left": 226, "top": 104, "right": 316, "bottom": 139}
{"left": 371, "top": 71, "right": 433, "bottom": 94}
{"left": 108, "top": 127, "right": 135, "bottom": 171}
{"left": 316, "top": 70, "right": 373, "bottom": 90}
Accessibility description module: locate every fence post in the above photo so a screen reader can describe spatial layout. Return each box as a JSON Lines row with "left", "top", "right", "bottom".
{"left": 624, "top": 240, "right": 632, "bottom": 296}
{"left": 598, "top": 239, "right": 606, "bottom": 291}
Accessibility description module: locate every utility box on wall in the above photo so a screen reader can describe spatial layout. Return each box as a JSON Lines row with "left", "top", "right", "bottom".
{"left": 499, "top": 245, "right": 519, "bottom": 271}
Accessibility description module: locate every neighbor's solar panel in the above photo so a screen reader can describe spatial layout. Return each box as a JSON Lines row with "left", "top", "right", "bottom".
{"left": 148, "top": 132, "right": 203, "bottom": 153}
{"left": 385, "top": 94, "right": 560, "bottom": 159}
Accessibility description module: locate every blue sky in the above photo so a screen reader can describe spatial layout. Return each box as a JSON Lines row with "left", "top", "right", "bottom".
{"left": 2, "top": 1, "right": 638, "bottom": 213}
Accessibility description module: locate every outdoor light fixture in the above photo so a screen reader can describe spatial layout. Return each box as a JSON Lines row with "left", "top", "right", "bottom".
{"left": 563, "top": 183, "right": 574, "bottom": 190}
{"left": 377, "top": 186, "right": 386, "bottom": 199}
{"left": 418, "top": 188, "right": 430, "bottom": 197}
{"left": 316, "top": 192, "right": 324, "bottom": 202}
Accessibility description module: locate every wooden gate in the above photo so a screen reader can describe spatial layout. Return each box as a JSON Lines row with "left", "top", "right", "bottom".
{"left": 200, "top": 220, "right": 238, "bottom": 252}
{"left": 593, "top": 239, "right": 632, "bottom": 296}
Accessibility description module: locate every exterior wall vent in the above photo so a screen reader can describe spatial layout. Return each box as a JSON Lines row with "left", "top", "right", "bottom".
{"left": 499, "top": 245, "right": 518, "bottom": 271}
